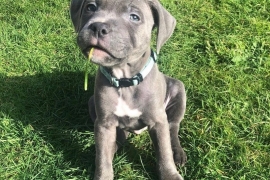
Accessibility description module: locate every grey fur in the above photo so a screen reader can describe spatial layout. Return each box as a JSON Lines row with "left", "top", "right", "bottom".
{"left": 70, "top": 0, "right": 187, "bottom": 179}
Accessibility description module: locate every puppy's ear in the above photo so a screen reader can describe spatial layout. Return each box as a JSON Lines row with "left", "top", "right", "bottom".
{"left": 149, "top": 0, "right": 176, "bottom": 54}
{"left": 70, "top": 0, "right": 86, "bottom": 32}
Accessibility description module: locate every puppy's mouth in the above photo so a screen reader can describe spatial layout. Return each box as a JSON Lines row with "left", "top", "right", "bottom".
{"left": 83, "top": 46, "right": 114, "bottom": 59}
{"left": 82, "top": 46, "right": 125, "bottom": 67}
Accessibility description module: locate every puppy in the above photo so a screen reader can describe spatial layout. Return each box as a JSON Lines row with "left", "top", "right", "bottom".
{"left": 70, "top": 0, "right": 187, "bottom": 179}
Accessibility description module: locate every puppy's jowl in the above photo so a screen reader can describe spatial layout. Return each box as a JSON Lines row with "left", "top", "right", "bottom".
{"left": 70, "top": 0, "right": 187, "bottom": 179}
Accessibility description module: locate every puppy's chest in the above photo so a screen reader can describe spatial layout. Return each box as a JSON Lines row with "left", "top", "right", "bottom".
{"left": 113, "top": 96, "right": 147, "bottom": 134}
{"left": 114, "top": 97, "right": 142, "bottom": 118}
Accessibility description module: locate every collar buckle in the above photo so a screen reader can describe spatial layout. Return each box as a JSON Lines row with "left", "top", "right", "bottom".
{"left": 117, "top": 78, "right": 136, "bottom": 87}
{"left": 116, "top": 73, "right": 143, "bottom": 87}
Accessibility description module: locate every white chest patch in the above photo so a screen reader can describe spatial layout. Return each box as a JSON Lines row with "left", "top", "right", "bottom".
{"left": 114, "top": 98, "right": 142, "bottom": 118}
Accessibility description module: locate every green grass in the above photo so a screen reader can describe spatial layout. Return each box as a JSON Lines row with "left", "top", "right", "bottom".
{"left": 0, "top": 0, "right": 269, "bottom": 179}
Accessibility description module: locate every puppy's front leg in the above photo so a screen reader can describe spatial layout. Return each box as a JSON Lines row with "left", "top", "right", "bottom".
{"left": 94, "top": 120, "right": 117, "bottom": 180}
{"left": 149, "top": 114, "right": 184, "bottom": 180}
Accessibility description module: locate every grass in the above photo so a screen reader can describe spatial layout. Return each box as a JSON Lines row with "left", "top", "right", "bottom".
{"left": 0, "top": 0, "right": 269, "bottom": 179}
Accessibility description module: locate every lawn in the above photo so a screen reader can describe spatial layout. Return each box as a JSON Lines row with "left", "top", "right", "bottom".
{"left": 0, "top": 0, "right": 269, "bottom": 179}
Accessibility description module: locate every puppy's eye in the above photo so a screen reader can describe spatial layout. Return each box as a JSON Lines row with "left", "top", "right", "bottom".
{"left": 86, "top": 4, "right": 97, "bottom": 12}
{"left": 130, "top": 14, "right": 140, "bottom": 21}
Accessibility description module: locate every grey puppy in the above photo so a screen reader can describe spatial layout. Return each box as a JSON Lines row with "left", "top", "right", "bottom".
{"left": 70, "top": 0, "right": 187, "bottom": 179}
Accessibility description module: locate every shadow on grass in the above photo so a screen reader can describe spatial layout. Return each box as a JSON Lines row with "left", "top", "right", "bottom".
{"left": 0, "top": 71, "right": 160, "bottom": 179}
{"left": 1, "top": 71, "right": 96, "bottom": 177}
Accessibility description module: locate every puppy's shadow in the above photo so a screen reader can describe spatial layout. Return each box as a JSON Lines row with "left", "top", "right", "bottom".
{"left": 1, "top": 71, "right": 96, "bottom": 177}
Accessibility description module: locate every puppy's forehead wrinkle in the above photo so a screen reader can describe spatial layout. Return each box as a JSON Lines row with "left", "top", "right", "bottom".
{"left": 128, "top": 0, "right": 134, "bottom": 7}
{"left": 97, "top": 0, "right": 146, "bottom": 10}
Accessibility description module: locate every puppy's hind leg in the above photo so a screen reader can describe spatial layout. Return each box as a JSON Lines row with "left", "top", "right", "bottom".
{"left": 116, "top": 128, "right": 129, "bottom": 150}
{"left": 165, "top": 77, "right": 187, "bottom": 166}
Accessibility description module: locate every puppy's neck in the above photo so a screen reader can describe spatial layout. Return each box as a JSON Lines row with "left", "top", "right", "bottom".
{"left": 110, "top": 48, "right": 152, "bottom": 79}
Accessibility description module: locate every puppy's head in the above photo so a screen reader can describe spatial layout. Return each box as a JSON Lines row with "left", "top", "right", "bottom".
{"left": 70, "top": 0, "right": 176, "bottom": 67}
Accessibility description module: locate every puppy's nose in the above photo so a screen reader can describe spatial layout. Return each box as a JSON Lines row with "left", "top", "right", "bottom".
{"left": 89, "top": 22, "right": 111, "bottom": 37}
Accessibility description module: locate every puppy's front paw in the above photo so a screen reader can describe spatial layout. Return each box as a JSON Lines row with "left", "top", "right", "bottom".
{"left": 173, "top": 147, "right": 187, "bottom": 166}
